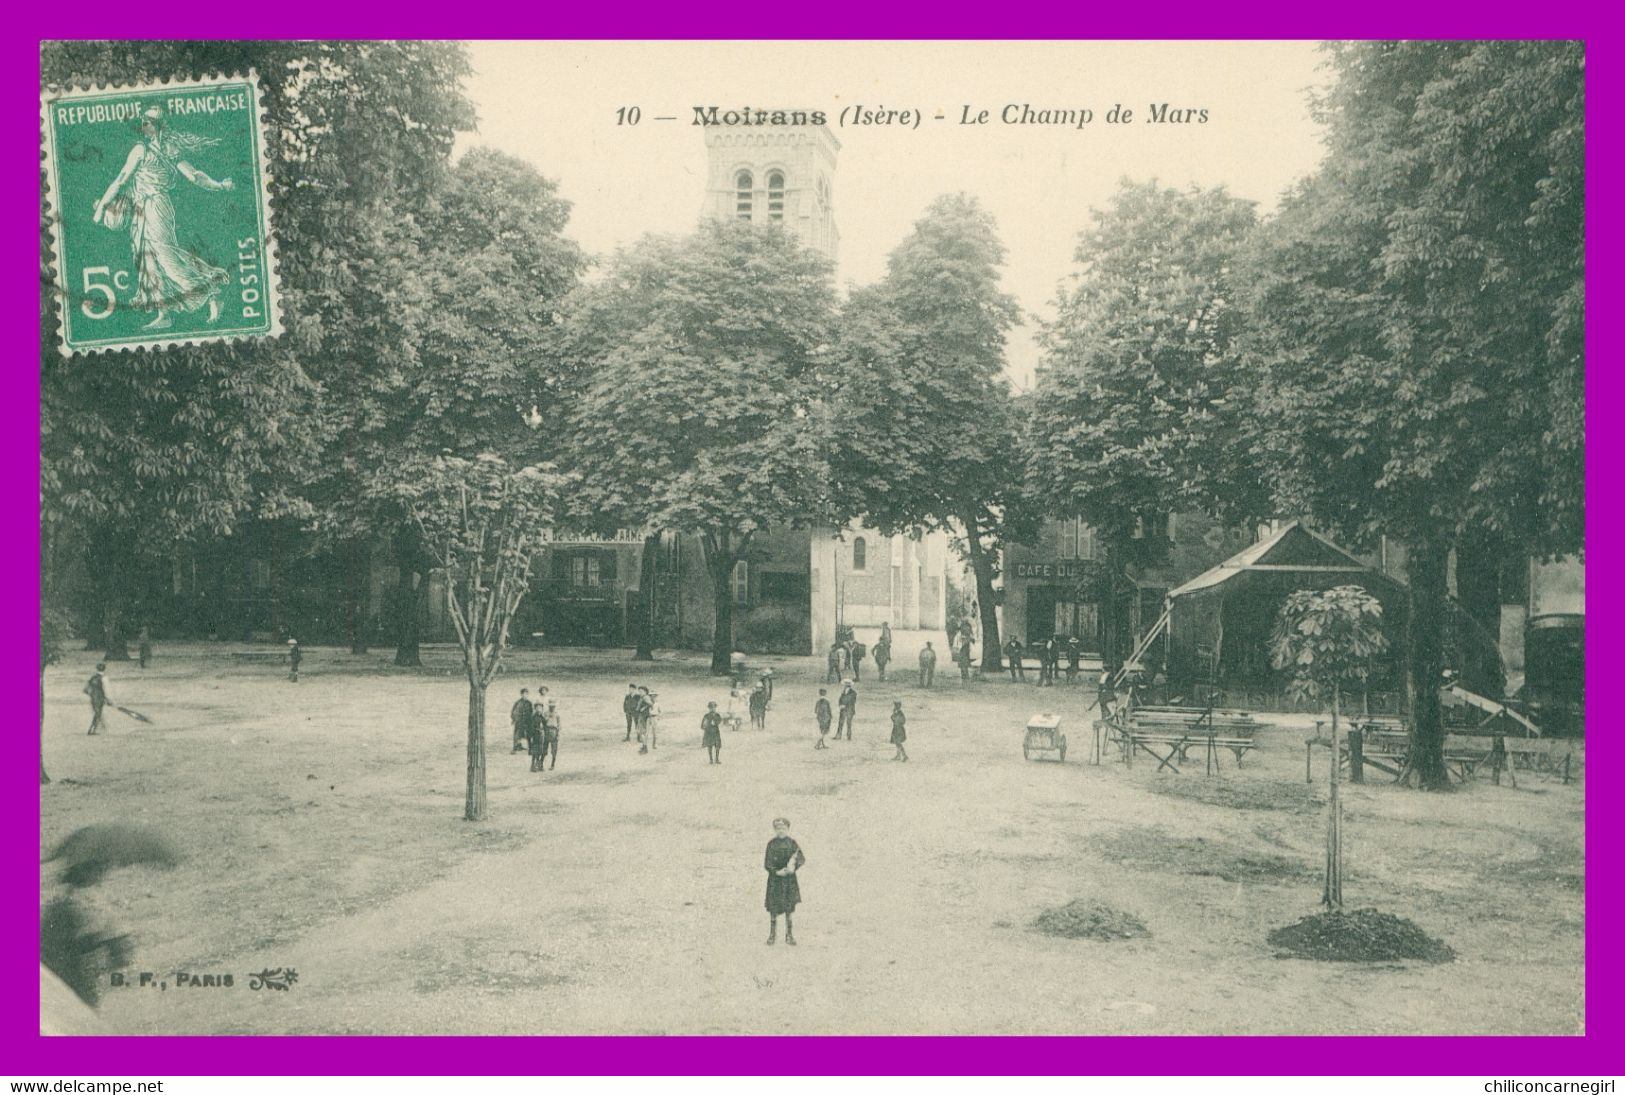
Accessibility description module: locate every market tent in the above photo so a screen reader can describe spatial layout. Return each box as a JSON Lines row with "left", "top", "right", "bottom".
{"left": 1164, "top": 521, "right": 1409, "bottom": 688}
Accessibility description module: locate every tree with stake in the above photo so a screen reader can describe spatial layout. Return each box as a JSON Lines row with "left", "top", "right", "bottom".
{"left": 1271, "top": 585, "right": 1389, "bottom": 909}
{"left": 409, "top": 455, "right": 557, "bottom": 821}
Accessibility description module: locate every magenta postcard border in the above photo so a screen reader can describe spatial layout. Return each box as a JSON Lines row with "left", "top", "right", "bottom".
{"left": 9, "top": 13, "right": 1610, "bottom": 1076}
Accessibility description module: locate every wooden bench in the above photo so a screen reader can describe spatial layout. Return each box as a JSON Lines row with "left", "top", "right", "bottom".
{"left": 1121, "top": 710, "right": 1261, "bottom": 775}
{"left": 1306, "top": 723, "right": 1576, "bottom": 786}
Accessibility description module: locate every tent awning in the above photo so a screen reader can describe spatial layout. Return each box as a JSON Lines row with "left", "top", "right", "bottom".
{"left": 1167, "top": 521, "right": 1403, "bottom": 600}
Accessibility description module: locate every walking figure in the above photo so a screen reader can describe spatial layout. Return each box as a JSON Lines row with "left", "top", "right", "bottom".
{"left": 763, "top": 817, "right": 805, "bottom": 946}
{"left": 287, "top": 639, "right": 302, "bottom": 683}
{"left": 702, "top": 702, "right": 723, "bottom": 765}
{"left": 84, "top": 664, "right": 107, "bottom": 736}
{"left": 640, "top": 693, "right": 661, "bottom": 753}
{"left": 890, "top": 701, "right": 909, "bottom": 761}
{"left": 623, "top": 683, "right": 640, "bottom": 742}
{"left": 814, "top": 689, "right": 832, "bottom": 749}
{"left": 540, "top": 699, "right": 561, "bottom": 770}
{"left": 137, "top": 627, "right": 153, "bottom": 670}
{"left": 511, "top": 688, "right": 534, "bottom": 753}
{"left": 1004, "top": 638, "right": 1025, "bottom": 682}
{"left": 918, "top": 641, "right": 937, "bottom": 688}
{"left": 749, "top": 684, "right": 768, "bottom": 730}
{"left": 826, "top": 642, "right": 847, "bottom": 684}
{"left": 836, "top": 680, "right": 858, "bottom": 740}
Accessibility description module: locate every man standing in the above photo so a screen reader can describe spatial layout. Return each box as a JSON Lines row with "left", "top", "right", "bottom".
{"left": 836, "top": 680, "right": 858, "bottom": 740}
{"left": 641, "top": 692, "right": 661, "bottom": 754}
{"left": 1004, "top": 637, "right": 1025, "bottom": 682}
{"left": 1066, "top": 636, "right": 1082, "bottom": 683}
{"left": 635, "top": 686, "right": 653, "bottom": 743}
{"left": 511, "top": 688, "right": 534, "bottom": 753}
{"left": 137, "top": 627, "right": 153, "bottom": 670}
{"left": 849, "top": 638, "right": 867, "bottom": 682}
{"left": 918, "top": 641, "right": 937, "bottom": 688}
{"left": 1039, "top": 637, "right": 1058, "bottom": 687}
{"left": 814, "top": 689, "right": 832, "bottom": 749}
{"left": 287, "top": 639, "right": 302, "bottom": 683}
{"left": 955, "top": 631, "right": 974, "bottom": 683}
{"left": 83, "top": 664, "right": 107, "bottom": 736}
{"left": 873, "top": 629, "right": 891, "bottom": 681}
{"left": 623, "top": 683, "right": 640, "bottom": 742}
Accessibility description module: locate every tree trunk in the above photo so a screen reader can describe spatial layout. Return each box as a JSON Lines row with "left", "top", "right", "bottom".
{"left": 1100, "top": 539, "right": 1126, "bottom": 674}
{"left": 464, "top": 678, "right": 487, "bottom": 821}
{"left": 393, "top": 522, "right": 423, "bottom": 667}
{"left": 634, "top": 531, "right": 660, "bottom": 661}
{"left": 91, "top": 530, "right": 133, "bottom": 662}
{"left": 40, "top": 669, "right": 49, "bottom": 786}
{"left": 1324, "top": 687, "right": 1343, "bottom": 908}
{"left": 1406, "top": 536, "right": 1452, "bottom": 790}
{"left": 1454, "top": 530, "right": 1506, "bottom": 697}
{"left": 702, "top": 530, "right": 739, "bottom": 676}
{"left": 348, "top": 538, "right": 370, "bottom": 655}
{"left": 964, "top": 520, "right": 1004, "bottom": 673}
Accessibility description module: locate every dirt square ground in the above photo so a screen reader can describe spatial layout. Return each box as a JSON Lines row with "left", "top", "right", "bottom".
{"left": 41, "top": 641, "right": 1584, "bottom": 1036}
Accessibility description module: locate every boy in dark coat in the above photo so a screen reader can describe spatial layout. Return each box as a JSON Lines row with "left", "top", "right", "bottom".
{"left": 623, "top": 683, "right": 640, "bottom": 741}
{"left": 890, "top": 700, "right": 909, "bottom": 761}
{"left": 511, "top": 689, "right": 534, "bottom": 753}
{"left": 701, "top": 702, "right": 723, "bottom": 765}
{"left": 763, "top": 817, "right": 805, "bottom": 946}
{"left": 814, "top": 689, "right": 832, "bottom": 749}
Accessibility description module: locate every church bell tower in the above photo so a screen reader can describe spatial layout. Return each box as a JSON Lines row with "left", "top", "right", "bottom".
{"left": 700, "top": 120, "right": 840, "bottom": 264}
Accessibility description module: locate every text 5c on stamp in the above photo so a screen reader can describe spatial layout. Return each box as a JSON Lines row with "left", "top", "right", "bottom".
{"left": 42, "top": 72, "right": 282, "bottom": 356}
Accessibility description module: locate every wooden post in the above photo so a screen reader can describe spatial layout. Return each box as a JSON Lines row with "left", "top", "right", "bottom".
{"left": 1348, "top": 726, "right": 1364, "bottom": 784}
{"left": 1306, "top": 740, "right": 1314, "bottom": 784}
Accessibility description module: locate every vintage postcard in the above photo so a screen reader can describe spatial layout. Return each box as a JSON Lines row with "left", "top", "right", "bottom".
{"left": 37, "top": 41, "right": 1584, "bottom": 1046}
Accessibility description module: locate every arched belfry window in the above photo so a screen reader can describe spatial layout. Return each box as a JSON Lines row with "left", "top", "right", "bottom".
{"left": 735, "top": 170, "right": 753, "bottom": 220}
{"left": 767, "top": 171, "right": 785, "bottom": 222}
{"left": 853, "top": 536, "right": 867, "bottom": 572}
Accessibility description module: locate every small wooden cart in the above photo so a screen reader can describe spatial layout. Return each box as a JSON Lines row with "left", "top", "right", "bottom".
{"left": 1024, "top": 713, "right": 1067, "bottom": 763}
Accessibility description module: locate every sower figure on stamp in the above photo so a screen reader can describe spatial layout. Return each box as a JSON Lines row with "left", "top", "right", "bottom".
{"left": 764, "top": 817, "right": 805, "bottom": 946}
{"left": 84, "top": 664, "right": 108, "bottom": 736}
{"left": 814, "top": 689, "right": 832, "bottom": 749}
{"left": 836, "top": 680, "right": 858, "bottom": 740}
{"left": 623, "top": 683, "right": 640, "bottom": 742}
{"left": 93, "top": 105, "right": 234, "bottom": 331}
{"left": 918, "top": 641, "right": 936, "bottom": 688}
{"left": 511, "top": 688, "right": 534, "bottom": 753}
{"left": 702, "top": 702, "right": 723, "bottom": 765}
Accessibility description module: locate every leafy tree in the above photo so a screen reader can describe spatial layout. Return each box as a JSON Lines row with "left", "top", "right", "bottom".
{"left": 1272, "top": 585, "right": 1389, "bottom": 909}
{"left": 556, "top": 220, "right": 836, "bottom": 674}
{"left": 39, "top": 42, "right": 476, "bottom": 655}
{"left": 1029, "top": 181, "right": 1261, "bottom": 669}
{"left": 407, "top": 455, "right": 557, "bottom": 821}
{"left": 1244, "top": 42, "right": 1584, "bottom": 788}
{"left": 830, "top": 194, "right": 1034, "bottom": 671}
{"left": 309, "top": 148, "right": 585, "bottom": 664}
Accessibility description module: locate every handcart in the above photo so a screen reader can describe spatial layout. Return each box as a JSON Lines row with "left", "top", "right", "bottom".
{"left": 1024, "top": 713, "right": 1067, "bottom": 763}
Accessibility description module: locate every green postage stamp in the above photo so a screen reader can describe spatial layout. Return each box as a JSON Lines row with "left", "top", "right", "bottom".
{"left": 42, "top": 73, "right": 281, "bottom": 355}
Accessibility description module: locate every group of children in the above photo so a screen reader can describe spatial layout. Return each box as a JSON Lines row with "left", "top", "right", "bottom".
{"left": 813, "top": 682, "right": 908, "bottom": 760}
{"left": 621, "top": 684, "right": 662, "bottom": 754}
{"left": 508, "top": 686, "right": 560, "bottom": 772}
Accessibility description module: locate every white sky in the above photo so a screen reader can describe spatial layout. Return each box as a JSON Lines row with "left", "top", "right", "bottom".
{"left": 457, "top": 41, "right": 1333, "bottom": 385}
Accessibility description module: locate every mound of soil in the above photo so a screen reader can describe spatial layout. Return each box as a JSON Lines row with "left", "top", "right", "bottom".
{"left": 1268, "top": 908, "right": 1455, "bottom": 963}
{"left": 1031, "top": 900, "right": 1150, "bottom": 942}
